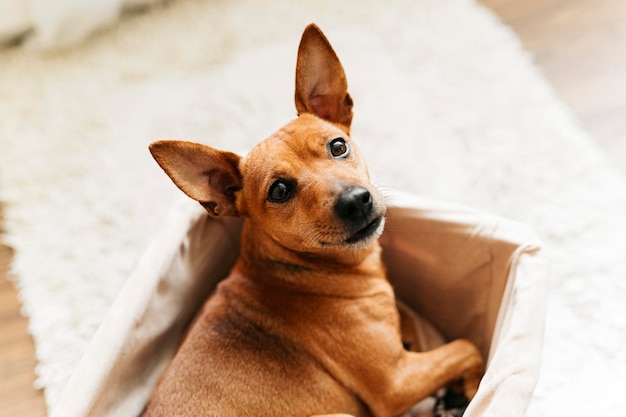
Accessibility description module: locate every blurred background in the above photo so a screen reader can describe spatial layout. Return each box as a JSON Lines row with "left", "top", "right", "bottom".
{"left": 484, "top": 0, "right": 626, "bottom": 173}
{"left": 0, "top": 0, "right": 624, "bottom": 415}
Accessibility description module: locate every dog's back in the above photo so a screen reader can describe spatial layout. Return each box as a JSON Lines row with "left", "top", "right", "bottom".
{"left": 146, "top": 273, "right": 380, "bottom": 417}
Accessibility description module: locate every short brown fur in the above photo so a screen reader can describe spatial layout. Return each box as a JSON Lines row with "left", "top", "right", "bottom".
{"left": 145, "top": 24, "right": 483, "bottom": 417}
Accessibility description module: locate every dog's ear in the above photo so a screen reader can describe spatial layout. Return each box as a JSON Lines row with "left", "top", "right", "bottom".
{"left": 149, "top": 140, "right": 242, "bottom": 217}
{"left": 295, "top": 24, "right": 353, "bottom": 131}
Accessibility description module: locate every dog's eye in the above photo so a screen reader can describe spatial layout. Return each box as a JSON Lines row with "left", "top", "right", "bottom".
{"left": 328, "top": 138, "right": 350, "bottom": 158}
{"left": 268, "top": 179, "right": 295, "bottom": 203}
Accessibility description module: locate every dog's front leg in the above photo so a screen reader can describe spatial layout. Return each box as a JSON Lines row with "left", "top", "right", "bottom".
{"left": 372, "top": 339, "right": 484, "bottom": 417}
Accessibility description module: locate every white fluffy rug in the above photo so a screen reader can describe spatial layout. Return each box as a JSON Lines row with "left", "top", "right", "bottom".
{"left": 2, "top": 0, "right": 626, "bottom": 415}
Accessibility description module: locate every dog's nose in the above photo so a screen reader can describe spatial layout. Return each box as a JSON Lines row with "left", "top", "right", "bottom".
{"left": 334, "top": 186, "right": 373, "bottom": 222}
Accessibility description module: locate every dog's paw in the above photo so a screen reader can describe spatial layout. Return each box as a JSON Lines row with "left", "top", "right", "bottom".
{"left": 461, "top": 358, "right": 484, "bottom": 400}
{"left": 447, "top": 339, "right": 484, "bottom": 401}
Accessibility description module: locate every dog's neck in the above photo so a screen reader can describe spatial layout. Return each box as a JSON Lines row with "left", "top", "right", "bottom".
{"left": 233, "top": 219, "right": 388, "bottom": 298}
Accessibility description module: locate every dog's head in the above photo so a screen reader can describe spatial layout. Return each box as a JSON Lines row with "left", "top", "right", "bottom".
{"left": 150, "top": 24, "right": 385, "bottom": 256}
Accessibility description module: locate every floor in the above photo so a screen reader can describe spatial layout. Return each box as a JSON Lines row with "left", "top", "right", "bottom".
{"left": 0, "top": 212, "right": 44, "bottom": 417}
{"left": 0, "top": 1, "right": 624, "bottom": 415}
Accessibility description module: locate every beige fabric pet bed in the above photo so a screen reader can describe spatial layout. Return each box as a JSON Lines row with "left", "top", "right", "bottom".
{"left": 50, "top": 190, "right": 549, "bottom": 417}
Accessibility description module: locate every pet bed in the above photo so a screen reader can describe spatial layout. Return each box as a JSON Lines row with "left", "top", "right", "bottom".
{"left": 50, "top": 190, "right": 549, "bottom": 417}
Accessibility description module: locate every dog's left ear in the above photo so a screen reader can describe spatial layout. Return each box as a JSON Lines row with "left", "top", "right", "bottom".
{"left": 295, "top": 24, "right": 353, "bottom": 131}
{"left": 149, "top": 140, "right": 242, "bottom": 217}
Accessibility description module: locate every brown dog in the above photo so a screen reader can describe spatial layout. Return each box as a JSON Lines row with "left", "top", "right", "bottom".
{"left": 145, "top": 24, "right": 483, "bottom": 417}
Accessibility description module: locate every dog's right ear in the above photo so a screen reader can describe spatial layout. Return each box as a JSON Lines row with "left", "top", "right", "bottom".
{"left": 295, "top": 24, "right": 353, "bottom": 132}
{"left": 149, "top": 140, "right": 242, "bottom": 217}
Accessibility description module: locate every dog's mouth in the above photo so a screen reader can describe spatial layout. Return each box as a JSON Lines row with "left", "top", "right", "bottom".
{"left": 345, "top": 216, "right": 384, "bottom": 245}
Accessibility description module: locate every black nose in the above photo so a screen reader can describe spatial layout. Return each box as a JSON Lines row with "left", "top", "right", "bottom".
{"left": 334, "top": 186, "right": 373, "bottom": 222}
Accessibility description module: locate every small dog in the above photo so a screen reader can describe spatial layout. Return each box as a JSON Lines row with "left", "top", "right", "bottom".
{"left": 145, "top": 24, "right": 483, "bottom": 417}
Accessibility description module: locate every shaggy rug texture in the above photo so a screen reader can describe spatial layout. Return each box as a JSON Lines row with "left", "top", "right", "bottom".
{"left": 1, "top": 0, "right": 625, "bottom": 415}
